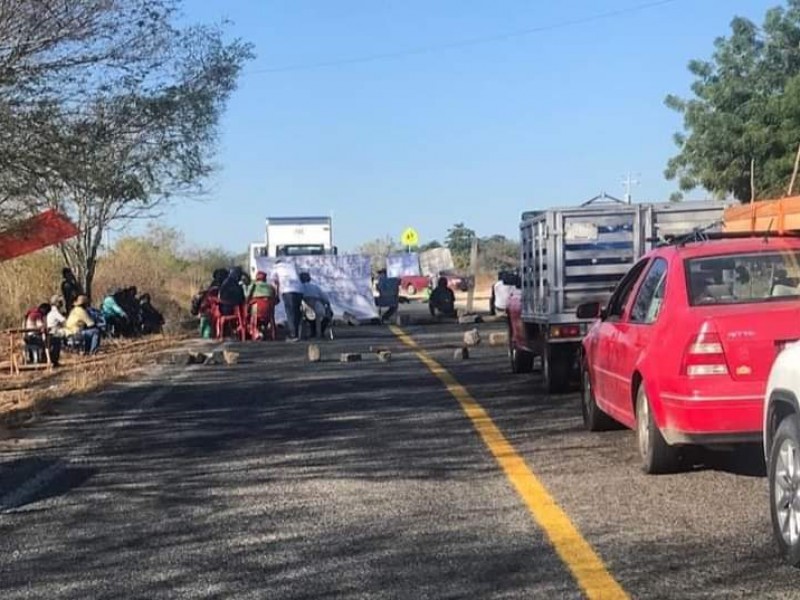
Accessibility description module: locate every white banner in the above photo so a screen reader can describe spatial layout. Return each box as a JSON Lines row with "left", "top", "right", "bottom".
{"left": 255, "top": 254, "right": 378, "bottom": 322}
{"left": 419, "top": 248, "right": 454, "bottom": 276}
{"left": 386, "top": 253, "right": 420, "bottom": 277}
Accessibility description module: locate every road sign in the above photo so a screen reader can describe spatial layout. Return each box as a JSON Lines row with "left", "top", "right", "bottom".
{"left": 400, "top": 227, "right": 419, "bottom": 247}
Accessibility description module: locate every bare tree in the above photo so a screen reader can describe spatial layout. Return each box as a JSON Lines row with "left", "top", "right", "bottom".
{"left": 0, "top": 7, "right": 253, "bottom": 298}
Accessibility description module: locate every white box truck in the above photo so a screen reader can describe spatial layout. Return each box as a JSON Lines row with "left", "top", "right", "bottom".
{"left": 249, "top": 216, "right": 335, "bottom": 276}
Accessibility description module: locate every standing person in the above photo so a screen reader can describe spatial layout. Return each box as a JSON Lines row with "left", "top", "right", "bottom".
{"left": 375, "top": 269, "right": 400, "bottom": 324}
{"left": 65, "top": 295, "right": 101, "bottom": 355}
{"left": 272, "top": 259, "right": 303, "bottom": 342}
{"left": 429, "top": 276, "right": 457, "bottom": 317}
{"left": 490, "top": 271, "right": 516, "bottom": 316}
{"left": 60, "top": 268, "right": 83, "bottom": 313}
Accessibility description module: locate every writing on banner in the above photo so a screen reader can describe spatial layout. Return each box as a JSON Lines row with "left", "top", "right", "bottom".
{"left": 255, "top": 254, "right": 378, "bottom": 322}
{"left": 386, "top": 253, "right": 420, "bottom": 278}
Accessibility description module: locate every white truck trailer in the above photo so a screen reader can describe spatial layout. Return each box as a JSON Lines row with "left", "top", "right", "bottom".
{"left": 249, "top": 216, "right": 335, "bottom": 277}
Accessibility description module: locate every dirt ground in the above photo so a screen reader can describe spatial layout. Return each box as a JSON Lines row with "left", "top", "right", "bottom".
{"left": 0, "top": 335, "right": 184, "bottom": 429}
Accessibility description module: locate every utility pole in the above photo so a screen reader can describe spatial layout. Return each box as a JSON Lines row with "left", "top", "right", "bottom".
{"left": 622, "top": 172, "right": 640, "bottom": 204}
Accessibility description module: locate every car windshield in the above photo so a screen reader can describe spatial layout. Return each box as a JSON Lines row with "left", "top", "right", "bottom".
{"left": 686, "top": 250, "right": 800, "bottom": 306}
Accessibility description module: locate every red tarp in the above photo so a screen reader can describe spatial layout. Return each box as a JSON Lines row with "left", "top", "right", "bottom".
{"left": 0, "top": 209, "right": 79, "bottom": 262}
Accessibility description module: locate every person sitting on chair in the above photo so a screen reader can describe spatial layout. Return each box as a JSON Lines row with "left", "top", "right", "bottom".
{"left": 300, "top": 272, "right": 333, "bottom": 339}
{"left": 429, "top": 276, "right": 457, "bottom": 318}
{"left": 247, "top": 271, "right": 277, "bottom": 340}
{"left": 23, "top": 305, "right": 48, "bottom": 364}
{"left": 66, "top": 295, "right": 101, "bottom": 355}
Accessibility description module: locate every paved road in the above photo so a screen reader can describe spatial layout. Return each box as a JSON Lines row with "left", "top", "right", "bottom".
{"left": 0, "top": 319, "right": 799, "bottom": 598}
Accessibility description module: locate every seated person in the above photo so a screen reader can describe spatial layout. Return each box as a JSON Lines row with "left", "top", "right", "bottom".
{"left": 139, "top": 293, "right": 165, "bottom": 335}
{"left": 300, "top": 272, "right": 333, "bottom": 339}
{"left": 247, "top": 271, "right": 278, "bottom": 339}
{"left": 102, "top": 288, "right": 130, "bottom": 337}
{"left": 429, "top": 277, "right": 457, "bottom": 317}
{"left": 23, "top": 305, "right": 47, "bottom": 363}
{"left": 65, "top": 295, "right": 101, "bottom": 355}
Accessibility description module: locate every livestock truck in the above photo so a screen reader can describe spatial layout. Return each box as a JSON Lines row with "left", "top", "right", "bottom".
{"left": 506, "top": 197, "right": 726, "bottom": 393}
{"left": 249, "top": 216, "right": 335, "bottom": 277}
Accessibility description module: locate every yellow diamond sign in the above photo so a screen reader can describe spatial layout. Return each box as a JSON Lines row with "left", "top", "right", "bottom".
{"left": 400, "top": 227, "right": 419, "bottom": 247}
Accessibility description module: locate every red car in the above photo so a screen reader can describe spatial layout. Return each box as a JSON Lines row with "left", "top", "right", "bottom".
{"left": 579, "top": 233, "right": 800, "bottom": 474}
{"left": 399, "top": 275, "right": 431, "bottom": 296}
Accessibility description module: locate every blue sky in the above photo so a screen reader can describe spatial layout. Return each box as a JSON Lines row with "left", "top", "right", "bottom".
{"left": 164, "top": 0, "right": 780, "bottom": 253}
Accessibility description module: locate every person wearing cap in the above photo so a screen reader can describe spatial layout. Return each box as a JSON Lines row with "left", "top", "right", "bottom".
{"left": 65, "top": 295, "right": 101, "bottom": 355}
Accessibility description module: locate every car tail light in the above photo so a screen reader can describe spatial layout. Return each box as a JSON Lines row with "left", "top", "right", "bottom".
{"left": 682, "top": 329, "right": 729, "bottom": 376}
{"left": 550, "top": 324, "right": 582, "bottom": 338}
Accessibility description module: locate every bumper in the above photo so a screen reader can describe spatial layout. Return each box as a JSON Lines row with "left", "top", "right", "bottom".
{"left": 658, "top": 390, "right": 763, "bottom": 445}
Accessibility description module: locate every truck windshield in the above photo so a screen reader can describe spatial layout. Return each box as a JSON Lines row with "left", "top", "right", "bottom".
{"left": 686, "top": 250, "right": 800, "bottom": 306}
{"left": 276, "top": 244, "right": 326, "bottom": 256}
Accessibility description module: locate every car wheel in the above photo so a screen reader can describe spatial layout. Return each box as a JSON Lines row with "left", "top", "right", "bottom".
{"left": 581, "top": 366, "right": 615, "bottom": 431}
{"left": 770, "top": 413, "right": 800, "bottom": 567}
{"left": 636, "top": 384, "right": 677, "bottom": 474}
{"left": 406, "top": 284, "right": 416, "bottom": 295}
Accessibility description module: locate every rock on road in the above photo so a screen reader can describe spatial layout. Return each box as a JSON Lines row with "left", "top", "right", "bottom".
{"left": 0, "top": 321, "right": 799, "bottom": 599}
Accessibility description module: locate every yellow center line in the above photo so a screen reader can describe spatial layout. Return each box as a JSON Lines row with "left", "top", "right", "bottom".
{"left": 390, "top": 325, "right": 628, "bottom": 600}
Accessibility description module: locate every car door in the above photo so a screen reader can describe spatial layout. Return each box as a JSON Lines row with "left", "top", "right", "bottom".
{"left": 591, "top": 258, "right": 650, "bottom": 413}
{"left": 607, "top": 258, "right": 669, "bottom": 423}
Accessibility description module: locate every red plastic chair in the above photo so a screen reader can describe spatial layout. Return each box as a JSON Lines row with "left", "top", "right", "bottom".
{"left": 210, "top": 298, "right": 246, "bottom": 341}
{"left": 248, "top": 297, "right": 277, "bottom": 341}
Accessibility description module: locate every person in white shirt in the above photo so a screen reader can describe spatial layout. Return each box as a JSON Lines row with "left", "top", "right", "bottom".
{"left": 491, "top": 271, "right": 517, "bottom": 315}
{"left": 47, "top": 295, "right": 68, "bottom": 337}
{"left": 271, "top": 259, "right": 304, "bottom": 341}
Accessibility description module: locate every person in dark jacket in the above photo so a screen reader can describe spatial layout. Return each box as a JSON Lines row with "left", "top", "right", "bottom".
{"left": 139, "top": 293, "right": 165, "bottom": 335}
{"left": 60, "top": 268, "right": 83, "bottom": 313}
{"left": 219, "top": 267, "right": 246, "bottom": 316}
{"left": 429, "top": 277, "right": 456, "bottom": 317}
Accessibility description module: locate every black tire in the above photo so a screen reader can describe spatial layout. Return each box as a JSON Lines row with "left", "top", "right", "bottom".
{"left": 406, "top": 284, "right": 416, "bottom": 296}
{"left": 509, "top": 325, "right": 533, "bottom": 373}
{"left": 581, "top": 367, "right": 616, "bottom": 431}
{"left": 769, "top": 413, "right": 800, "bottom": 567}
{"left": 636, "top": 384, "right": 678, "bottom": 474}
{"left": 544, "top": 344, "right": 573, "bottom": 394}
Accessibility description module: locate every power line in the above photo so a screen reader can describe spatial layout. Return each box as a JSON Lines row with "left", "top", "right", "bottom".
{"left": 247, "top": 0, "right": 685, "bottom": 75}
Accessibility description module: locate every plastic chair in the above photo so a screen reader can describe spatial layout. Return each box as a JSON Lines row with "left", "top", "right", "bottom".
{"left": 210, "top": 298, "right": 246, "bottom": 341}
{"left": 248, "top": 297, "right": 277, "bottom": 341}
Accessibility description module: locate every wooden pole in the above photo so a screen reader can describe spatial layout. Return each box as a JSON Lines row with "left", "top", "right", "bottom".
{"left": 788, "top": 143, "right": 800, "bottom": 197}
{"left": 466, "top": 236, "right": 478, "bottom": 314}
{"left": 750, "top": 157, "right": 756, "bottom": 203}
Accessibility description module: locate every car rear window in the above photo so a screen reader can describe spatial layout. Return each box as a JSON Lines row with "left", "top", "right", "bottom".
{"left": 686, "top": 251, "right": 800, "bottom": 306}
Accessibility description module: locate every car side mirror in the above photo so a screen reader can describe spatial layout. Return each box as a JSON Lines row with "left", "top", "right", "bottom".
{"left": 576, "top": 301, "right": 602, "bottom": 320}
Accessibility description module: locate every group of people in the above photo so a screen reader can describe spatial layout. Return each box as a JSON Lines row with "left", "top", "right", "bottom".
{"left": 21, "top": 268, "right": 166, "bottom": 367}
{"left": 191, "top": 264, "right": 333, "bottom": 342}
{"left": 375, "top": 270, "right": 457, "bottom": 322}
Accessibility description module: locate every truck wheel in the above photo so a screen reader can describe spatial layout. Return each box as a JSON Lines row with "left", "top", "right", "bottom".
{"left": 544, "top": 345, "right": 573, "bottom": 394}
{"left": 509, "top": 342, "right": 534, "bottom": 374}
{"left": 636, "top": 384, "right": 678, "bottom": 474}
{"left": 581, "top": 366, "right": 615, "bottom": 431}
{"left": 406, "top": 284, "right": 416, "bottom": 295}
{"left": 770, "top": 413, "right": 800, "bottom": 567}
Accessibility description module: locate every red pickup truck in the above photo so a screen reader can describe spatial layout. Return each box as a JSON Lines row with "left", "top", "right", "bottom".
{"left": 399, "top": 275, "right": 431, "bottom": 296}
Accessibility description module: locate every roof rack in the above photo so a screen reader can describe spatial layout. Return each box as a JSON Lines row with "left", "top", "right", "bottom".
{"left": 648, "top": 225, "right": 800, "bottom": 248}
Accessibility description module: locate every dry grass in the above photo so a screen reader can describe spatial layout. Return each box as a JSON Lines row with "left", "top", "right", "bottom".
{"left": 0, "top": 335, "right": 184, "bottom": 428}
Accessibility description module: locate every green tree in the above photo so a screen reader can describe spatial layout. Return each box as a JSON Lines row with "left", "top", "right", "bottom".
{"left": 665, "top": 1, "right": 800, "bottom": 201}
{"left": 480, "top": 235, "right": 520, "bottom": 272}
{"left": 445, "top": 223, "right": 475, "bottom": 269}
